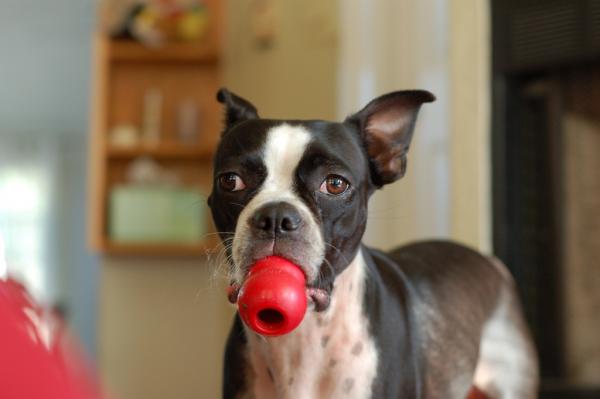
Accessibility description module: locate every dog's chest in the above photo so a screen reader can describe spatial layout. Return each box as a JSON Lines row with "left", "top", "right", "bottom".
{"left": 243, "top": 254, "right": 378, "bottom": 399}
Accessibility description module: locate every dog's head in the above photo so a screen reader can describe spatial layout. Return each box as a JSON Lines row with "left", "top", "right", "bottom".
{"left": 208, "top": 89, "right": 434, "bottom": 310}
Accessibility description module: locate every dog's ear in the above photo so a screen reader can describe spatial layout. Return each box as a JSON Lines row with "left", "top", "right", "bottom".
{"left": 216, "top": 88, "right": 259, "bottom": 131}
{"left": 346, "top": 90, "right": 435, "bottom": 187}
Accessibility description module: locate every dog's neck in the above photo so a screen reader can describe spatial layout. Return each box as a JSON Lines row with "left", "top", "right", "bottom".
{"left": 244, "top": 249, "right": 378, "bottom": 399}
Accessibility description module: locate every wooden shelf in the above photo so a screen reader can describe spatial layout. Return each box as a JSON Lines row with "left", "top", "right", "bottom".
{"left": 108, "top": 40, "right": 219, "bottom": 64}
{"left": 88, "top": 0, "right": 222, "bottom": 257}
{"left": 103, "top": 236, "right": 221, "bottom": 257}
{"left": 107, "top": 143, "right": 214, "bottom": 160}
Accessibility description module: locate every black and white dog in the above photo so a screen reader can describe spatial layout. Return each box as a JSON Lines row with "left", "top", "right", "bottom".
{"left": 208, "top": 89, "right": 538, "bottom": 399}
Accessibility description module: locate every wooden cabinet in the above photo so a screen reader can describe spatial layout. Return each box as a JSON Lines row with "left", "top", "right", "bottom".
{"left": 88, "top": 1, "right": 222, "bottom": 256}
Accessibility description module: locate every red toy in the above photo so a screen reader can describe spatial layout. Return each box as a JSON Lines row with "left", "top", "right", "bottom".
{"left": 0, "top": 278, "right": 104, "bottom": 399}
{"left": 237, "top": 256, "right": 307, "bottom": 336}
{"left": 467, "top": 387, "right": 488, "bottom": 399}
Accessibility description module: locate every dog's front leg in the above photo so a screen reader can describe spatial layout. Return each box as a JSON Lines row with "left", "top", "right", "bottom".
{"left": 223, "top": 315, "right": 250, "bottom": 399}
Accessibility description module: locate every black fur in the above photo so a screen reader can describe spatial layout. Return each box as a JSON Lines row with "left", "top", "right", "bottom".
{"left": 210, "top": 89, "right": 536, "bottom": 398}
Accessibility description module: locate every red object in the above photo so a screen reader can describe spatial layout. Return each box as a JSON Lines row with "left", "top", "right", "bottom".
{"left": 237, "top": 256, "right": 307, "bottom": 336}
{"left": 0, "top": 278, "right": 104, "bottom": 399}
{"left": 467, "top": 387, "right": 488, "bottom": 399}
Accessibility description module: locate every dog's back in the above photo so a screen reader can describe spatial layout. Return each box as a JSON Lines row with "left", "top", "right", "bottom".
{"left": 364, "top": 241, "right": 539, "bottom": 398}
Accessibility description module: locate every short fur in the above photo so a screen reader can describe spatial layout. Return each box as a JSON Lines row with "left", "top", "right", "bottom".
{"left": 209, "top": 88, "right": 539, "bottom": 398}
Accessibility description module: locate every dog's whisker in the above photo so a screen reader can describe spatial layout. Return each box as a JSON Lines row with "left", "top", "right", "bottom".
{"left": 201, "top": 231, "right": 236, "bottom": 242}
{"left": 206, "top": 236, "right": 236, "bottom": 285}
{"left": 312, "top": 252, "right": 335, "bottom": 291}
{"left": 195, "top": 241, "right": 237, "bottom": 302}
{"left": 324, "top": 242, "right": 350, "bottom": 266}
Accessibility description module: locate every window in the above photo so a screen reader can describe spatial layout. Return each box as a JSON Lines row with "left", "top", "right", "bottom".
{"left": 0, "top": 138, "right": 54, "bottom": 303}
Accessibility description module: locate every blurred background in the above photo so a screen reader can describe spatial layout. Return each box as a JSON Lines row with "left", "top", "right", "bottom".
{"left": 0, "top": 0, "right": 598, "bottom": 398}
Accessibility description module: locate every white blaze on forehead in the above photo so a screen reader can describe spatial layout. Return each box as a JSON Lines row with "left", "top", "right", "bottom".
{"left": 231, "top": 123, "right": 325, "bottom": 284}
{"left": 262, "top": 124, "right": 312, "bottom": 192}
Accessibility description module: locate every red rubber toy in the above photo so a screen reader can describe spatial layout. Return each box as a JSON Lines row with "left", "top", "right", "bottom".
{"left": 0, "top": 278, "right": 104, "bottom": 399}
{"left": 237, "top": 256, "right": 307, "bottom": 336}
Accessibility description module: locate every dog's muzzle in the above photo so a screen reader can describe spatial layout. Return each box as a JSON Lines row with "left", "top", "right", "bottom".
{"left": 230, "top": 200, "right": 330, "bottom": 311}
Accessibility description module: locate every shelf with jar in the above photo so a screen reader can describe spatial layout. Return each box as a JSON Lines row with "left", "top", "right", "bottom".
{"left": 89, "top": 0, "right": 223, "bottom": 256}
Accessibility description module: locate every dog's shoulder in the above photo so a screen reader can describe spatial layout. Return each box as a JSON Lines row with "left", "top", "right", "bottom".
{"left": 364, "top": 240, "right": 504, "bottom": 317}
{"left": 364, "top": 241, "right": 507, "bottom": 397}
{"left": 387, "top": 240, "right": 502, "bottom": 286}
{"left": 389, "top": 239, "right": 488, "bottom": 263}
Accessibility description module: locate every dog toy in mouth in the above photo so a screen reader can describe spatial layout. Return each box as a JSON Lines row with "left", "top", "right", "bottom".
{"left": 234, "top": 256, "right": 307, "bottom": 337}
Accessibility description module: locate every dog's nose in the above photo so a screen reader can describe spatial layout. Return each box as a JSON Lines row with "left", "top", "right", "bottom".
{"left": 250, "top": 202, "right": 302, "bottom": 235}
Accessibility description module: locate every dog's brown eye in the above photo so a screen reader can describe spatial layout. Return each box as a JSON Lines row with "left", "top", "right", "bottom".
{"left": 219, "top": 173, "right": 246, "bottom": 192}
{"left": 320, "top": 175, "right": 349, "bottom": 195}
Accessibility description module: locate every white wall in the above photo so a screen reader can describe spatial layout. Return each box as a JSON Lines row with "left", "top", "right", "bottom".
{"left": 449, "top": 0, "right": 492, "bottom": 252}
{"left": 338, "top": 0, "right": 491, "bottom": 252}
{"left": 223, "top": 0, "right": 339, "bottom": 120}
{"left": 99, "top": 257, "right": 232, "bottom": 399}
{"left": 338, "top": 0, "right": 451, "bottom": 249}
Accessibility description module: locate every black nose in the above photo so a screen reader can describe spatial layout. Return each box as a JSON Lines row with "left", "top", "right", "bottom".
{"left": 250, "top": 202, "right": 303, "bottom": 235}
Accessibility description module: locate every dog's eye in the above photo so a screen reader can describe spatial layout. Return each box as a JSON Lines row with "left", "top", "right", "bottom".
{"left": 319, "top": 175, "right": 349, "bottom": 195}
{"left": 219, "top": 173, "right": 246, "bottom": 192}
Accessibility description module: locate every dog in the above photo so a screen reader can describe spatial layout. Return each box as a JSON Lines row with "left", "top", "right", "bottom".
{"left": 208, "top": 88, "right": 539, "bottom": 399}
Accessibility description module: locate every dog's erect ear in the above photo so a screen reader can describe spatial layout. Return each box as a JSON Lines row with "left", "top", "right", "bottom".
{"left": 346, "top": 90, "right": 435, "bottom": 187}
{"left": 216, "top": 88, "right": 259, "bottom": 131}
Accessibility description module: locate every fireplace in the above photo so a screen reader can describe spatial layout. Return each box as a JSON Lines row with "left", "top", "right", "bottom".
{"left": 492, "top": 1, "right": 600, "bottom": 397}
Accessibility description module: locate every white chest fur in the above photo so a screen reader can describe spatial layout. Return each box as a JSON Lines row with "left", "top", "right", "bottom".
{"left": 244, "top": 251, "right": 378, "bottom": 399}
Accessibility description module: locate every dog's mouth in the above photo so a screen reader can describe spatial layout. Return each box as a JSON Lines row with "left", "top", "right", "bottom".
{"left": 230, "top": 237, "right": 331, "bottom": 311}
{"left": 226, "top": 282, "right": 331, "bottom": 312}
